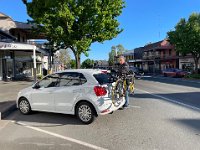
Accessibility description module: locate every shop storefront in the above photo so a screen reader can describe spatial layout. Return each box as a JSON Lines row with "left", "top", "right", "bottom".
{"left": 0, "top": 42, "right": 48, "bottom": 81}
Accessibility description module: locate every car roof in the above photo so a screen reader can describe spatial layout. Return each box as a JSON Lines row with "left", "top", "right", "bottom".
{"left": 54, "top": 69, "right": 105, "bottom": 85}
{"left": 55, "top": 69, "right": 102, "bottom": 74}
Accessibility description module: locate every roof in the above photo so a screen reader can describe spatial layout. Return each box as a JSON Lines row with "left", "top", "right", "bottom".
{"left": 14, "top": 21, "right": 33, "bottom": 29}
{"left": 123, "top": 47, "right": 144, "bottom": 59}
{"left": 0, "top": 29, "right": 16, "bottom": 40}
{"left": 56, "top": 69, "right": 102, "bottom": 74}
{"left": 123, "top": 49, "right": 134, "bottom": 56}
{"left": 134, "top": 47, "right": 144, "bottom": 59}
{"left": 0, "top": 12, "right": 13, "bottom": 21}
{"left": 55, "top": 69, "right": 104, "bottom": 84}
{"left": 143, "top": 40, "right": 163, "bottom": 51}
{"left": 143, "top": 39, "right": 173, "bottom": 51}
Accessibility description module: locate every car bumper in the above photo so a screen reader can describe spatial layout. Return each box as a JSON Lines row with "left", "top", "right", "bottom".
{"left": 98, "top": 97, "right": 125, "bottom": 115}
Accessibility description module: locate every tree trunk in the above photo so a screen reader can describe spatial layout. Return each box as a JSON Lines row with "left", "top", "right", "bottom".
{"left": 194, "top": 57, "right": 199, "bottom": 73}
{"left": 75, "top": 53, "right": 81, "bottom": 69}
{"left": 70, "top": 46, "right": 81, "bottom": 69}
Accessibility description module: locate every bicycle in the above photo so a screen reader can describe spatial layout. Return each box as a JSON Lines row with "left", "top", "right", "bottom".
{"left": 108, "top": 71, "right": 135, "bottom": 106}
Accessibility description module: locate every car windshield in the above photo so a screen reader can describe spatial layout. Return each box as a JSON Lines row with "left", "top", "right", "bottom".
{"left": 93, "top": 73, "right": 112, "bottom": 85}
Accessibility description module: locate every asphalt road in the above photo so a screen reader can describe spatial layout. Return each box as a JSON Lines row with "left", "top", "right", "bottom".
{"left": 0, "top": 77, "right": 200, "bottom": 150}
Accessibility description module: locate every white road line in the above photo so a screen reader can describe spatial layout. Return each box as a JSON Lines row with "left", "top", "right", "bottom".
{"left": 135, "top": 88, "right": 200, "bottom": 112}
{"left": 129, "top": 105, "right": 141, "bottom": 108}
{"left": 13, "top": 121, "right": 108, "bottom": 150}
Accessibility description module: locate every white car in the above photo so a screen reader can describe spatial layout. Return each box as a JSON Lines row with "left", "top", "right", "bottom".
{"left": 17, "top": 69, "right": 125, "bottom": 124}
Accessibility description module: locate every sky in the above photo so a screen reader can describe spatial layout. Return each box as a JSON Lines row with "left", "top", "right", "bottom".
{"left": 1, "top": 0, "right": 200, "bottom": 62}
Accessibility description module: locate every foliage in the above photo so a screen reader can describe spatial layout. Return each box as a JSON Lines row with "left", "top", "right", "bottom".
{"left": 81, "top": 59, "right": 94, "bottom": 68}
{"left": 168, "top": 13, "right": 200, "bottom": 72}
{"left": 108, "top": 44, "right": 126, "bottom": 66}
{"left": 108, "top": 46, "right": 116, "bottom": 66}
{"left": 23, "top": 0, "right": 125, "bottom": 68}
{"left": 70, "top": 59, "right": 76, "bottom": 69}
{"left": 116, "top": 44, "right": 126, "bottom": 55}
{"left": 54, "top": 49, "right": 71, "bottom": 68}
{"left": 185, "top": 74, "right": 200, "bottom": 79}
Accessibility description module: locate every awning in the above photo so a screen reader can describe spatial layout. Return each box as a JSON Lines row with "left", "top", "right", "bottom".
{"left": 0, "top": 41, "right": 43, "bottom": 82}
{"left": 0, "top": 42, "right": 48, "bottom": 55}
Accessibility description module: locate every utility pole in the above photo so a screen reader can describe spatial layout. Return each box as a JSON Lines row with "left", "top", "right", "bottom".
{"left": 153, "top": 49, "right": 156, "bottom": 75}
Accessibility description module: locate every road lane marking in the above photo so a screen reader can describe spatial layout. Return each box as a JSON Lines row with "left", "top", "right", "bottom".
{"left": 135, "top": 88, "right": 200, "bottom": 112}
{"left": 13, "top": 121, "right": 108, "bottom": 150}
{"left": 0, "top": 120, "right": 10, "bottom": 131}
{"left": 0, "top": 110, "right": 19, "bottom": 131}
{"left": 129, "top": 105, "right": 141, "bottom": 109}
{"left": 19, "top": 142, "right": 55, "bottom": 146}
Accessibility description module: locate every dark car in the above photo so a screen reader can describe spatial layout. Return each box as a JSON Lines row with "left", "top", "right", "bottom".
{"left": 162, "top": 68, "right": 188, "bottom": 78}
{"left": 129, "top": 67, "right": 144, "bottom": 79}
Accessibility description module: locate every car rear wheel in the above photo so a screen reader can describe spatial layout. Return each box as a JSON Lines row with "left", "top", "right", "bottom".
{"left": 18, "top": 98, "right": 31, "bottom": 115}
{"left": 76, "top": 102, "right": 96, "bottom": 124}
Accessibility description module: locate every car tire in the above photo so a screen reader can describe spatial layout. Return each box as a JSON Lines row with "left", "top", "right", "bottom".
{"left": 18, "top": 98, "right": 32, "bottom": 115}
{"left": 76, "top": 102, "right": 96, "bottom": 124}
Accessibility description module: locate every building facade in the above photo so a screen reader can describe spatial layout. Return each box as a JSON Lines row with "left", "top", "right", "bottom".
{"left": 124, "top": 39, "right": 200, "bottom": 74}
{"left": 123, "top": 47, "right": 144, "bottom": 69}
{"left": 142, "top": 40, "right": 178, "bottom": 73}
{"left": 0, "top": 12, "right": 48, "bottom": 81}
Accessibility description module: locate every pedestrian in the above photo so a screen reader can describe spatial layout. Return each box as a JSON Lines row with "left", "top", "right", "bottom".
{"left": 118, "top": 55, "right": 130, "bottom": 109}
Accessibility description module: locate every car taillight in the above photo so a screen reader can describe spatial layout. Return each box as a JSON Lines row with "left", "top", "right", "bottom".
{"left": 94, "top": 86, "right": 107, "bottom": 96}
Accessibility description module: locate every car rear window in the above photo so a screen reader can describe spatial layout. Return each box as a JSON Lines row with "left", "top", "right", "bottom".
{"left": 93, "top": 73, "right": 111, "bottom": 85}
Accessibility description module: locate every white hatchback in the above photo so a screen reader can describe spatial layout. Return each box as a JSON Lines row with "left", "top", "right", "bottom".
{"left": 17, "top": 69, "right": 125, "bottom": 124}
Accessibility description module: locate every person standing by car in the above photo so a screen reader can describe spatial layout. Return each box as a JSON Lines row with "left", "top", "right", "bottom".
{"left": 118, "top": 55, "right": 130, "bottom": 109}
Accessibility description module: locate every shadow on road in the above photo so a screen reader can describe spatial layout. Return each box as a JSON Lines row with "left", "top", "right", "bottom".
{"left": 171, "top": 119, "right": 200, "bottom": 133}
{"left": 131, "top": 92, "right": 200, "bottom": 112}
{"left": 142, "top": 77, "right": 200, "bottom": 89}
{"left": 5, "top": 110, "right": 84, "bottom": 126}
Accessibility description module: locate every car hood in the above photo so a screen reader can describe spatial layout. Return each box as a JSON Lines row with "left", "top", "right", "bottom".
{"left": 19, "top": 86, "right": 33, "bottom": 94}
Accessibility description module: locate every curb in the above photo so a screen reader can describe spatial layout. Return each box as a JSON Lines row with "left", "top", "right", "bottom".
{"left": 0, "top": 101, "right": 17, "bottom": 120}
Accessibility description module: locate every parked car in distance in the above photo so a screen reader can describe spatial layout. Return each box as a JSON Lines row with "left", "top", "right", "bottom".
{"left": 162, "top": 68, "right": 188, "bottom": 77}
{"left": 129, "top": 66, "right": 144, "bottom": 79}
{"left": 17, "top": 69, "right": 125, "bottom": 124}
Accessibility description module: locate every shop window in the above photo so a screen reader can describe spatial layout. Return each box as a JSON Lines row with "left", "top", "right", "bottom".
{"left": 163, "top": 51, "right": 166, "bottom": 57}
{"left": 169, "top": 49, "right": 172, "bottom": 56}
{"left": 17, "top": 33, "right": 20, "bottom": 42}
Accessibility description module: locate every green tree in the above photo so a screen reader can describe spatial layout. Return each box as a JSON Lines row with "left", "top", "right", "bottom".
{"left": 108, "top": 44, "right": 126, "bottom": 66}
{"left": 168, "top": 13, "right": 200, "bottom": 72}
{"left": 81, "top": 59, "right": 94, "bottom": 68}
{"left": 116, "top": 44, "right": 126, "bottom": 55}
{"left": 54, "top": 49, "right": 71, "bottom": 67}
{"left": 22, "top": 0, "right": 125, "bottom": 68}
{"left": 70, "top": 59, "right": 76, "bottom": 69}
{"left": 108, "top": 46, "right": 116, "bottom": 66}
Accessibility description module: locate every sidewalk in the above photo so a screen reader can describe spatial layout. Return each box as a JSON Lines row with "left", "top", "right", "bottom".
{"left": 0, "top": 81, "right": 33, "bottom": 119}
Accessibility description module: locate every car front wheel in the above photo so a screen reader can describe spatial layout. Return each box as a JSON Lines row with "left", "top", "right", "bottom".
{"left": 18, "top": 98, "right": 31, "bottom": 115}
{"left": 76, "top": 102, "right": 96, "bottom": 124}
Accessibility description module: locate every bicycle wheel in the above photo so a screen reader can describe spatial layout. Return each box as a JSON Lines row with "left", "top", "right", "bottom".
{"left": 128, "top": 76, "right": 135, "bottom": 94}
{"left": 112, "top": 79, "right": 125, "bottom": 106}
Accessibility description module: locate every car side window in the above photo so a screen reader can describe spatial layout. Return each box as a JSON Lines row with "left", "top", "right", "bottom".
{"left": 38, "top": 74, "right": 59, "bottom": 88}
{"left": 79, "top": 73, "right": 87, "bottom": 84}
{"left": 59, "top": 72, "right": 87, "bottom": 87}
